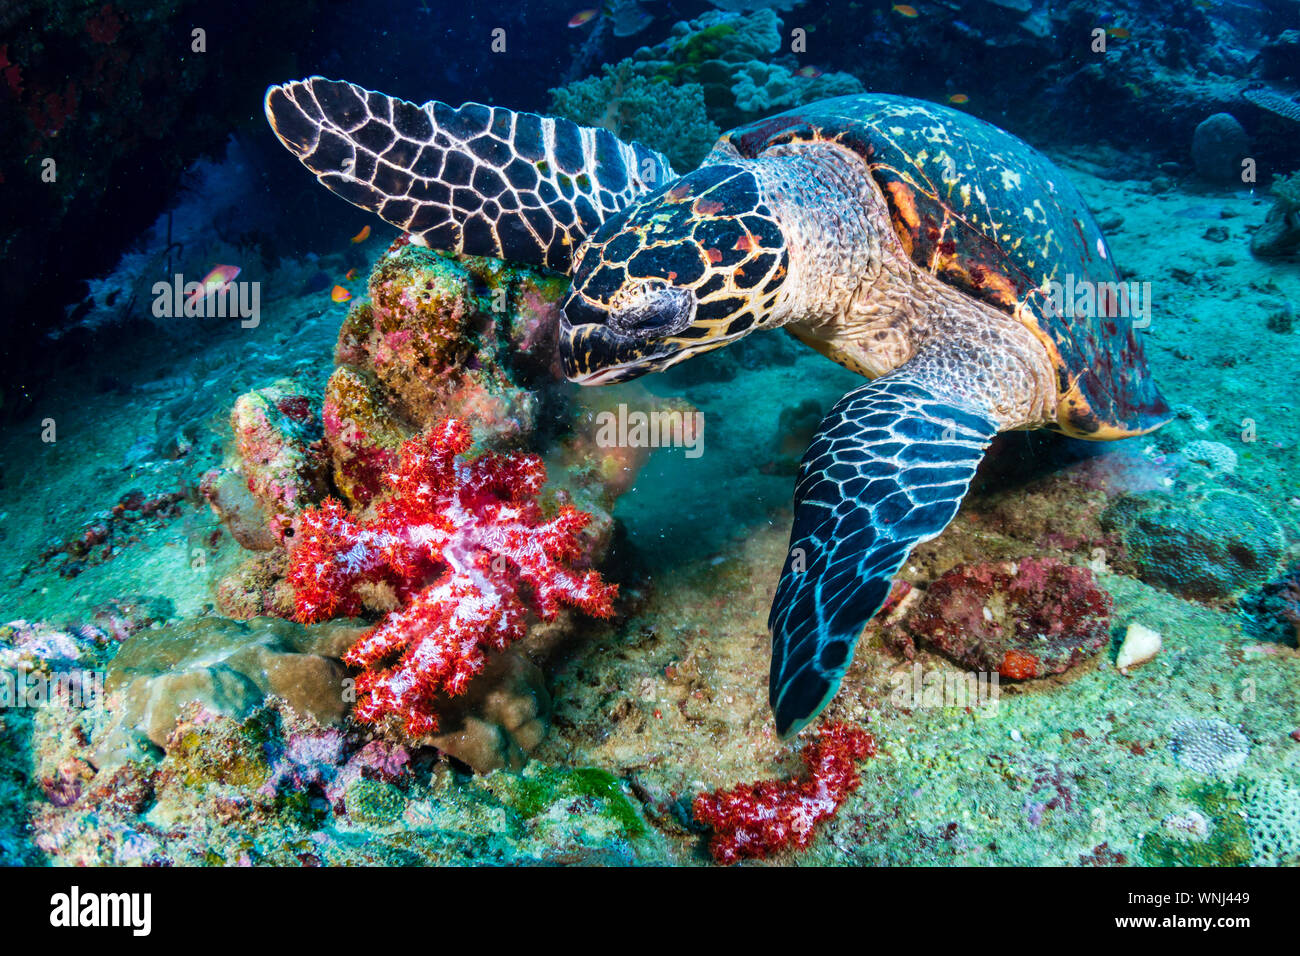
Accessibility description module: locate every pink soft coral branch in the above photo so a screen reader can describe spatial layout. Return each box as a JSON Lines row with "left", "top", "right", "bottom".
{"left": 289, "top": 418, "right": 616, "bottom": 736}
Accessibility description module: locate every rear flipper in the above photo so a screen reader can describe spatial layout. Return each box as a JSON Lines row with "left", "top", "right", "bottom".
{"left": 264, "top": 77, "right": 676, "bottom": 273}
{"left": 768, "top": 374, "right": 999, "bottom": 738}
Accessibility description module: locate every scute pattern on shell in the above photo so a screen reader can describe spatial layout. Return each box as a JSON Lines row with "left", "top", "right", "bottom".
{"left": 724, "top": 94, "right": 1171, "bottom": 439}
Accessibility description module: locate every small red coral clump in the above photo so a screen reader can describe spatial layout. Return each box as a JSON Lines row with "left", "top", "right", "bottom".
{"left": 693, "top": 723, "right": 876, "bottom": 864}
{"left": 897, "top": 557, "right": 1112, "bottom": 679}
{"left": 289, "top": 418, "right": 616, "bottom": 736}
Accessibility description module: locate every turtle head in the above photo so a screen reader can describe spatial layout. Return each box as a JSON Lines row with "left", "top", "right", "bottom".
{"left": 560, "top": 164, "right": 789, "bottom": 385}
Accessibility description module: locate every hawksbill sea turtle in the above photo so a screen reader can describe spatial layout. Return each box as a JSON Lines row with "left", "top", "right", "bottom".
{"left": 265, "top": 78, "right": 1170, "bottom": 739}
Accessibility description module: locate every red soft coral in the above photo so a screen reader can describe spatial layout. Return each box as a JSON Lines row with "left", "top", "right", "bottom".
{"left": 289, "top": 418, "right": 616, "bottom": 736}
{"left": 693, "top": 722, "right": 876, "bottom": 864}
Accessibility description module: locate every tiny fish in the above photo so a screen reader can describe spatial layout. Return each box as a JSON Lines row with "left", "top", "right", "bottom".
{"left": 350, "top": 224, "right": 371, "bottom": 244}
{"left": 345, "top": 267, "right": 358, "bottom": 280}
{"left": 947, "top": 93, "right": 969, "bottom": 105}
{"left": 795, "top": 65, "right": 824, "bottom": 78}
{"left": 892, "top": 4, "right": 919, "bottom": 17}
{"left": 331, "top": 285, "right": 351, "bottom": 303}
{"left": 185, "top": 264, "right": 240, "bottom": 306}
{"left": 568, "top": 8, "right": 597, "bottom": 27}
{"left": 1106, "top": 26, "right": 1131, "bottom": 39}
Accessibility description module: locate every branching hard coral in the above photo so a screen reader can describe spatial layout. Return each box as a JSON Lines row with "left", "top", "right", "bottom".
{"left": 289, "top": 418, "right": 617, "bottom": 737}
{"left": 551, "top": 7, "right": 864, "bottom": 164}
{"left": 549, "top": 60, "right": 719, "bottom": 171}
{"left": 693, "top": 722, "right": 876, "bottom": 864}
{"left": 730, "top": 61, "right": 864, "bottom": 116}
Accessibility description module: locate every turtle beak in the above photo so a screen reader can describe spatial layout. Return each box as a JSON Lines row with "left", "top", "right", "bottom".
{"left": 559, "top": 322, "right": 666, "bottom": 385}
{"left": 559, "top": 292, "right": 674, "bottom": 385}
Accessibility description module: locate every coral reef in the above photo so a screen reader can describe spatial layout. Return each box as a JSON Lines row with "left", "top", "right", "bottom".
{"left": 1251, "top": 171, "right": 1300, "bottom": 260}
{"left": 289, "top": 419, "right": 617, "bottom": 740}
{"left": 1191, "top": 112, "right": 1249, "bottom": 183}
{"left": 548, "top": 61, "right": 719, "bottom": 172}
{"left": 730, "top": 61, "right": 865, "bottom": 117}
{"left": 692, "top": 722, "right": 876, "bottom": 864}
{"left": 549, "top": 8, "right": 862, "bottom": 164}
{"left": 1169, "top": 717, "right": 1251, "bottom": 775}
{"left": 93, "top": 616, "right": 361, "bottom": 769}
{"left": 893, "top": 558, "right": 1113, "bottom": 680}
{"left": 1102, "top": 491, "right": 1284, "bottom": 601}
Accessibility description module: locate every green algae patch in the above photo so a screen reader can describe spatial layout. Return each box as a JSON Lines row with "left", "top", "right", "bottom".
{"left": 167, "top": 725, "right": 271, "bottom": 790}
{"left": 486, "top": 764, "right": 648, "bottom": 839}
{"left": 1140, "top": 783, "right": 1252, "bottom": 866}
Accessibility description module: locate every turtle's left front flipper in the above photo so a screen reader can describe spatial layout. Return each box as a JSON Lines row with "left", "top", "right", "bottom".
{"left": 768, "top": 374, "right": 998, "bottom": 738}
{"left": 264, "top": 77, "right": 675, "bottom": 273}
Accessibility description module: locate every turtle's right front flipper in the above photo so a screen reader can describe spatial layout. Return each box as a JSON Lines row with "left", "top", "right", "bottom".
{"left": 768, "top": 374, "right": 999, "bottom": 738}
{"left": 264, "top": 77, "right": 676, "bottom": 272}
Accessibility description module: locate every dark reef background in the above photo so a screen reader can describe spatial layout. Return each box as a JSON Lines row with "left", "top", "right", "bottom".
{"left": 1, "top": 0, "right": 1297, "bottom": 418}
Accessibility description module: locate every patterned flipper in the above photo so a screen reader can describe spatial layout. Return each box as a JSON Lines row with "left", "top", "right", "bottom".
{"left": 264, "top": 77, "right": 676, "bottom": 272}
{"left": 768, "top": 375, "right": 998, "bottom": 738}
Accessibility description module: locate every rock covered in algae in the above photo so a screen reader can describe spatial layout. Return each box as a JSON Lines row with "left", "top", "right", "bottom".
{"left": 201, "top": 379, "right": 330, "bottom": 549}
{"left": 92, "top": 613, "right": 556, "bottom": 776}
{"left": 895, "top": 557, "right": 1113, "bottom": 679}
{"left": 1251, "top": 172, "right": 1300, "bottom": 260}
{"left": 1102, "top": 490, "right": 1284, "bottom": 600}
{"left": 93, "top": 617, "right": 361, "bottom": 769}
{"left": 325, "top": 241, "right": 569, "bottom": 507}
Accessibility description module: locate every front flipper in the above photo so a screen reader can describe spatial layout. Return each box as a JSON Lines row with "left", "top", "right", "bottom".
{"left": 768, "top": 375, "right": 999, "bottom": 738}
{"left": 264, "top": 77, "right": 676, "bottom": 272}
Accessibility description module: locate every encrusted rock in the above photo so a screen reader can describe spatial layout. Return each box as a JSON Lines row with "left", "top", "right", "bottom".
{"left": 1191, "top": 112, "right": 1248, "bottom": 183}
{"left": 93, "top": 617, "right": 362, "bottom": 769}
{"left": 896, "top": 557, "right": 1112, "bottom": 679}
{"left": 1103, "top": 490, "right": 1284, "bottom": 600}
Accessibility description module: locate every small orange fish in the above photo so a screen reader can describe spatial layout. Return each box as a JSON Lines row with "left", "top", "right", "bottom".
{"left": 345, "top": 268, "right": 358, "bottom": 280}
{"left": 795, "top": 65, "right": 824, "bottom": 79}
{"left": 350, "top": 224, "right": 371, "bottom": 244}
{"left": 185, "top": 264, "right": 240, "bottom": 306}
{"left": 1106, "top": 27, "right": 1131, "bottom": 39}
{"left": 330, "top": 285, "right": 352, "bottom": 303}
{"left": 947, "top": 93, "right": 969, "bottom": 105}
{"left": 892, "top": 3, "right": 919, "bottom": 18}
{"left": 567, "top": 8, "right": 597, "bottom": 27}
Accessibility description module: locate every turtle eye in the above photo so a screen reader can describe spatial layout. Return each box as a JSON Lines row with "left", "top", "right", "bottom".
{"left": 608, "top": 286, "right": 696, "bottom": 338}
